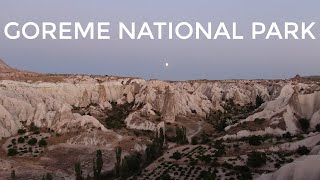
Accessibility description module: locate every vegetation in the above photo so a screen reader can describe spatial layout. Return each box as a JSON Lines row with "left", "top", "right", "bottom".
{"left": 170, "top": 151, "right": 182, "bottom": 160}
{"left": 175, "top": 126, "right": 188, "bottom": 144}
{"left": 105, "top": 102, "right": 133, "bottom": 129}
{"left": 75, "top": 162, "right": 83, "bottom": 180}
{"left": 28, "top": 138, "right": 38, "bottom": 145}
{"left": 39, "top": 139, "right": 48, "bottom": 147}
{"left": 17, "top": 129, "right": 26, "bottom": 135}
{"left": 93, "top": 149, "right": 103, "bottom": 180}
{"left": 214, "top": 119, "right": 227, "bottom": 132}
{"left": 29, "top": 122, "right": 39, "bottom": 132}
{"left": 299, "top": 118, "right": 310, "bottom": 132}
{"left": 297, "top": 146, "right": 310, "bottom": 155}
{"left": 159, "top": 127, "right": 165, "bottom": 147}
{"left": 247, "top": 151, "right": 267, "bottom": 167}
{"left": 248, "top": 135, "right": 263, "bottom": 146}
{"left": 316, "top": 123, "right": 320, "bottom": 132}
{"left": 17, "top": 137, "right": 25, "bottom": 143}
{"left": 191, "top": 137, "right": 198, "bottom": 145}
{"left": 254, "top": 118, "right": 265, "bottom": 125}
{"left": 8, "top": 148, "right": 18, "bottom": 156}
{"left": 146, "top": 128, "right": 165, "bottom": 162}
{"left": 114, "top": 146, "right": 122, "bottom": 177}
{"left": 255, "top": 95, "right": 264, "bottom": 108}
{"left": 120, "top": 152, "right": 142, "bottom": 179}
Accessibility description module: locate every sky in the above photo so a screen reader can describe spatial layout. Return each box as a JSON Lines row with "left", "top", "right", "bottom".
{"left": 0, "top": 1, "right": 320, "bottom": 80}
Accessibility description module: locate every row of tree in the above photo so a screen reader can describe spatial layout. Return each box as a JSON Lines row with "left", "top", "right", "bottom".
{"left": 75, "top": 149, "right": 103, "bottom": 180}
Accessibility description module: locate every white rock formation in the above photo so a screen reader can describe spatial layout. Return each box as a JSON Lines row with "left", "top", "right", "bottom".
{"left": 0, "top": 73, "right": 319, "bottom": 140}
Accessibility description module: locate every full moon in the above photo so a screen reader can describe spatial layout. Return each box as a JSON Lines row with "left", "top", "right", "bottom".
{"left": 165, "top": 63, "right": 169, "bottom": 67}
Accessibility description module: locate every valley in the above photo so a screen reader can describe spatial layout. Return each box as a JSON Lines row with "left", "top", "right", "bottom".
{"left": 0, "top": 59, "right": 320, "bottom": 179}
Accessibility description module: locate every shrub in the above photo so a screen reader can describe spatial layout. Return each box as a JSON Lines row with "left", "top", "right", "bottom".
{"left": 18, "top": 137, "right": 25, "bottom": 143}
{"left": 215, "top": 119, "right": 227, "bottom": 132}
{"left": 316, "top": 124, "right": 320, "bottom": 132}
{"left": 299, "top": 118, "right": 310, "bottom": 132}
{"left": 247, "top": 151, "right": 266, "bottom": 167}
{"left": 191, "top": 137, "right": 198, "bottom": 145}
{"left": 7, "top": 148, "right": 18, "bottom": 156}
{"left": 255, "top": 95, "right": 264, "bottom": 108}
{"left": 28, "top": 138, "right": 38, "bottom": 145}
{"left": 17, "top": 129, "right": 27, "bottom": 135}
{"left": 248, "top": 135, "right": 263, "bottom": 146}
{"left": 120, "top": 152, "right": 142, "bottom": 179}
{"left": 297, "top": 146, "right": 310, "bottom": 155}
{"left": 170, "top": 151, "right": 182, "bottom": 160}
{"left": 39, "top": 139, "right": 48, "bottom": 147}
{"left": 29, "top": 122, "right": 39, "bottom": 132}
{"left": 254, "top": 118, "right": 265, "bottom": 125}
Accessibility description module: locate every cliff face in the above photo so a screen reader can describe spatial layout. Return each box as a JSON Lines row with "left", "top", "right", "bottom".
{"left": 0, "top": 72, "right": 319, "bottom": 139}
{"left": 1, "top": 59, "right": 320, "bottom": 179}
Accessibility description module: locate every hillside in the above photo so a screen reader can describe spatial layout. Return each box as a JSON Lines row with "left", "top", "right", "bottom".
{"left": 0, "top": 59, "right": 320, "bottom": 179}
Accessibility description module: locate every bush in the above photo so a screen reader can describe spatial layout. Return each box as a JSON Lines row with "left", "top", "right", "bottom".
{"left": 18, "top": 137, "right": 25, "bottom": 143}
{"left": 215, "top": 119, "right": 227, "bottom": 132}
{"left": 170, "top": 151, "right": 182, "bottom": 160}
{"left": 297, "top": 146, "right": 310, "bottom": 155}
{"left": 254, "top": 118, "right": 265, "bottom": 125}
{"left": 7, "top": 148, "right": 18, "bottom": 156}
{"left": 39, "top": 139, "right": 48, "bottom": 147}
{"left": 191, "top": 137, "right": 198, "bottom": 145}
{"left": 299, "top": 118, "right": 310, "bottom": 132}
{"left": 17, "top": 129, "right": 27, "bottom": 135}
{"left": 28, "top": 138, "right": 38, "bottom": 145}
{"left": 247, "top": 151, "right": 266, "bottom": 167}
{"left": 29, "top": 122, "right": 39, "bottom": 132}
{"left": 120, "top": 152, "right": 142, "bottom": 179}
{"left": 248, "top": 135, "right": 263, "bottom": 146}
{"left": 316, "top": 124, "right": 320, "bottom": 132}
{"left": 255, "top": 95, "right": 264, "bottom": 108}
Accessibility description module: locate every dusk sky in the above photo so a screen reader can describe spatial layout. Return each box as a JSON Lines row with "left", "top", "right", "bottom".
{"left": 1, "top": 1, "right": 320, "bottom": 80}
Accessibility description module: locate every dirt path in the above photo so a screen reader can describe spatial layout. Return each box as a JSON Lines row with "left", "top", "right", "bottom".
{"left": 187, "top": 121, "right": 204, "bottom": 142}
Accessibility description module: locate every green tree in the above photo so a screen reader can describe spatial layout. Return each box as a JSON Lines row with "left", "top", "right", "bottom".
{"left": 175, "top": 126, "right": 188, "bottom": 144}
{"left": 316, "top": 124, "right": 320, "bottom": 132}
{"left": 17, "top": 129, "right": 26, "bottom": 135}
{"left": 8, "top": 148, "right": 18, "bottom": 156}
{"left": 299, "top": 118, "right": 310, "bottom": 132}
{"left": 255, "top": 95, "right": 264, "bottom": 108}
{"left": 146, "top": 142, "right": 158, "bottom": 162}
{"left": 248, "top": 135, "right": 263, "bottom": 146}
{"left": 39, "top": 139, "right": 48, "bottom": 147}
{"left": 120, "top": 152, "right": 142, "bottom": 179}
{"left": 27, "top": 138, "right": 37, "bottom": 145}
{"left": 247, "top": 151, "right": 266, "bottom": 167}
{"left": 29, "top": 122, "right": 39, "bottom": 132}
{"left": 170, "top": 151, "right": 182, "bottom": 160}
{"left": 191, "top": 137, "right": 198, "bottom": 145}
{"left": 17, "top": 137, "right": 25, "bottom": 143}
{"left": 297, "top": 146, "right": 310, "bottom": 155}
{"left": 93, "top": 149, "right": 103, "bottom": 180}
{"left": 215, "top": 119, "right": 227, "bottom": 132}
{"left": 115, "top": 146, "right": 122, "bottom": 177}
{"left": 75, "top": 162, "right": 83, "bottom": 180}
{"left": 159, "top": 127, "right": 165, "bottom": 147}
